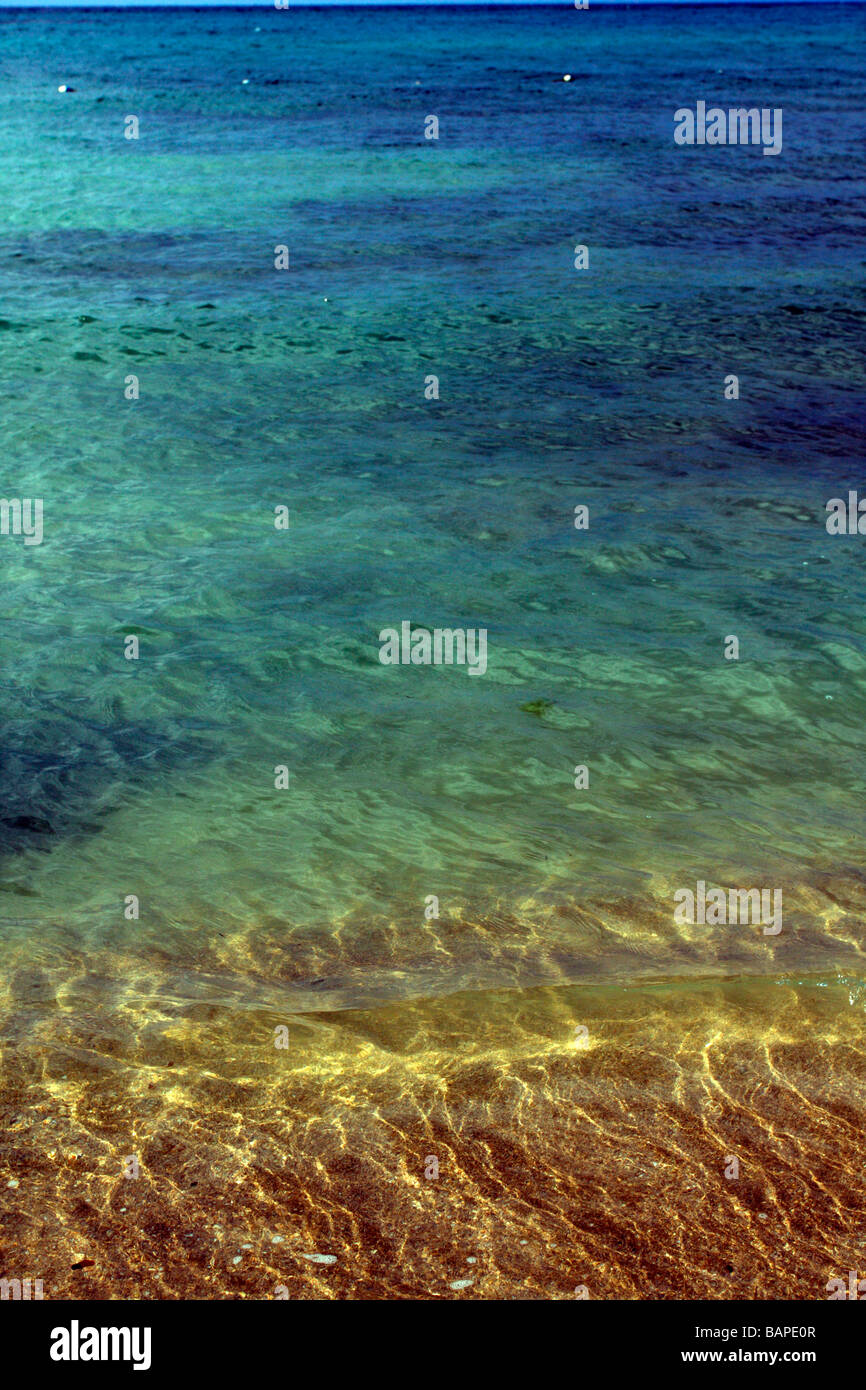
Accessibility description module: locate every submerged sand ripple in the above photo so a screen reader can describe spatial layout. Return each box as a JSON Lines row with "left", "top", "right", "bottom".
{"left": 1, "top": 969, "right": 863, "bottom": 1299}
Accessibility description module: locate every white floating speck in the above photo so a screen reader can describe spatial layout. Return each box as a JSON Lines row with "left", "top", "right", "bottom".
{"left": 299, "top": 1252, "right": 336, "bottom": 1265}
{"left": 450, "top": 1278, "right": 474, "bottom": 1291}
{"left": 7, "top": 1179, "right": 19, "bottom": 1189}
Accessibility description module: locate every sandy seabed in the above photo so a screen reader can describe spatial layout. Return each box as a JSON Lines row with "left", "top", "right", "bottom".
{"left": 1, "top": 961, "right": 863, "bottom": 1301}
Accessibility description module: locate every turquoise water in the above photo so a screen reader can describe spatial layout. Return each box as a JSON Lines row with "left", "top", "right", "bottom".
{"left": 0, "top": 3, "right": 864, "bottom": 1011}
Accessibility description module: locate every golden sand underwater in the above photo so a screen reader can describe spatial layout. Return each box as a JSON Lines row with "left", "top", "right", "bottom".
{"left": 1, "top": 874, "right": 864, "bottom": 1300}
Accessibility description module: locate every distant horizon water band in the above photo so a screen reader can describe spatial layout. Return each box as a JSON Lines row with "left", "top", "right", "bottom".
{"left": 1, "top": 1, "right": 863, "bottom": 11}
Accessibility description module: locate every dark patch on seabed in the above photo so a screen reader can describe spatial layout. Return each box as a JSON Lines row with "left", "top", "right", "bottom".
{"left": 0, "top": 702, "right": 209, "bottom": 855}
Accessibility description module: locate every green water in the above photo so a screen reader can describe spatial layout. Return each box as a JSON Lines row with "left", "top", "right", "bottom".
{"left": 0, "top": 3, "right": 864, "bottom": 1010}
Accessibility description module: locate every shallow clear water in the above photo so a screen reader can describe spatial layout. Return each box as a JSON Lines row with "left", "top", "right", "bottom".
{"left": 1, "top": 2, "right": 865, "bottom": 1003}
{"left": 0, "top": 3, "right": 864, "bottom": 1300}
